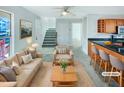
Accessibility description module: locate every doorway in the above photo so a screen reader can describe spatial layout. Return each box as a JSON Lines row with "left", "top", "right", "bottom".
{"left": 72, "top": 23, "right": 82, "bottom": 48}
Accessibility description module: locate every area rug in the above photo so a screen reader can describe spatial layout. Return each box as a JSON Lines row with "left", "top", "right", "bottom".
{"left": 30, "top": 62, "right": 95, "bottom": 87}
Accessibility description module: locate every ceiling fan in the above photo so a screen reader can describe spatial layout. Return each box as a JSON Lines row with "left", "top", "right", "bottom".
{"left": 54, "top": 6, "right": 76, "bottom": 16}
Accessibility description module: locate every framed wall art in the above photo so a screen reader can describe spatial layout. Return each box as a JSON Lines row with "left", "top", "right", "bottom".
{"left": 20, "top": 19, "right": 32, "bottom": 39}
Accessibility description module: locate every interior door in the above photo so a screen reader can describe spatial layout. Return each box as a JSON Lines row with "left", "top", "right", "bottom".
{"left": 72, "top": 23, "right": 82, "bottom": 48}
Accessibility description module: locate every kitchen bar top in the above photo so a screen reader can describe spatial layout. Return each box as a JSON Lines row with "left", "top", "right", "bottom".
{"left": 88, "top": 38, "right": 124, "bottom": 56}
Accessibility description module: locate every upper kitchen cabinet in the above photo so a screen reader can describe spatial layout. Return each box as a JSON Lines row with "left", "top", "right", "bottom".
{"left": 97, "top": 19, "right": 124, "bottom": 34}
{"left": 116, "top": 19, "right": 124, "bottom": 26}
{"left": 105, "top": 19, "right": 117, "bottom": 34}
{"left": 98, "top": 19, "right": 106, "bottom": 33}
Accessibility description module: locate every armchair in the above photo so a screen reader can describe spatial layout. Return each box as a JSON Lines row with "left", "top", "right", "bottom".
{"left": 53, "top": 46, "right": 74, "bottom": 66}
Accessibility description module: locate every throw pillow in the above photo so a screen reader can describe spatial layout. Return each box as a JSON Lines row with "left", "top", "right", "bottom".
{"left": 16, "top": 51, "right": 26, "bottom": 65}
{"left": 0, "top": 67, "right": 16, "bottom": 81}
{"left": 28, "top": 49, "right": 37, "bottom": 59}
{"left": 57, "top": 48, "right": 67, "bottom": 54}
{"left": 21, "top": 54, "right": 33, "bottom": 64}
{"left": 11, "top": 61, "right": 20, "bottom": 75}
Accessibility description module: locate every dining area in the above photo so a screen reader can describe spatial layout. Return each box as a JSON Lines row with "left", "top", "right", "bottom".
{"left": 88, "top": 38, "right": 124, "bottom": 87}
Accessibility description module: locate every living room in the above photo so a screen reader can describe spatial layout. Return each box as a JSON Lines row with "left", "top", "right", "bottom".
{"left": 1, "top": 3, "right": 124, "bottom": 92}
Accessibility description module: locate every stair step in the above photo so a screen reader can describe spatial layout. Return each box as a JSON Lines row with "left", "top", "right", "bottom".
{"left": 42, "top": 44, "right": 56, "bottom": 47}
{"left": 45, "top": 34, "right": 56, "bottom": 36}
{"left": 44, "top": 41, "right": 56, "bottom": 43}
{"left": 46, "top": 33, "right": 56, "bottom": 35}
{"left": 46, "top": 31, "right": 56, "bottom": 33}
{"left": 45, "top": 36, "right": 56, "bottom": 38}
{"left": 44, "top": 38, "right": 56, "bottom": 40}
{"left": 43, "top": 43, "right": 56, "bottom": 45}
{"left": 46, "top": 34, "right": 56, "bottom": 36}
{"left": 48, "top": 28, "right": 56, "bottom": 30}
{"left": 44, "top": 40, "right": 56, "bottom": 42}
{"left": 47, "top": 30, "right": 56, "bottom": 32}
{"left": 46, "top": 32, "right": 56, "bottom": 34}
{"left": 42, "top": 45, "right": 56, "bottom": 47}
{"left": 43, "top": 41, "right": 56, "bottom": 44}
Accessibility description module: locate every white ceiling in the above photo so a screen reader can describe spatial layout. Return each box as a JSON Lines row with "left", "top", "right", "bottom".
{"left": 23, "top": 6, "right": 124, "bottom": 18}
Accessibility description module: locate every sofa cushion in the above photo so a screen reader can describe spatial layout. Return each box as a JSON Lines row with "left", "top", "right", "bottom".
{"left": 4, "top": 56, "right": 20, "bottom": 67}
{"left": 36, "top": 52, "right": 42, "bottom": 58}
{"left": 21, "top": 54, "right": 33, "bottom": 64}
{"left": 16, "top": 58, "right": 42, "bottom": 87}
{"left": 56, "top": 45, "right": 71, "bottom": 54}
{"left": 56, "top": 54, "right": 71, "bottom": 60}
{"left": 28, "top": 49, "right": 37, "bottom": 59}
{"left": 57, "top": 48, "right": 67, "bottom": 54}
{"left": 0, "top": 67, "right": 16, "bottom": 81}
{"left": 23, "top": 49, "right": 29, "bottom": 55}
{"left": 16, "top": 69, "right": 32, "bottom": 87}
{"left": 0, "top": 61, "right": 6, "bottom": 67}
{"left": 11, "top": 61, "right": 20, "bottom": 75}
{"left": 0, "top": 74, "right": 7, "bottom": 81}
{"left": 20, "top": 58, "right": 42, "bottom": 70}
{"left": 16, "top": 51, "right": 26, "bottom": 65}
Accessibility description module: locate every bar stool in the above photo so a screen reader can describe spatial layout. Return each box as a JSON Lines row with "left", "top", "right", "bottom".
{"left": 109, "top": 55, "right": 124, "bottom": 87}
{"left": 90, "top": 45, "right": 100, "bottom": 70}
{"left": 99, "top": 50, "right": 110, "bottom": 81}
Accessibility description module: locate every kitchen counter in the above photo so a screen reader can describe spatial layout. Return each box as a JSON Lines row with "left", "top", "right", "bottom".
{"left": 88, "top": 38, "right": 124, "bottom": 56}
{"left": 88, "top": 38, "right": 124, "bottom": 86}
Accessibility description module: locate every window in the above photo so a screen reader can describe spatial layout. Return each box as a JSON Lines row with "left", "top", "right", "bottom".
{"left": 0, "top": 10, "right": 11, "bottom": 61}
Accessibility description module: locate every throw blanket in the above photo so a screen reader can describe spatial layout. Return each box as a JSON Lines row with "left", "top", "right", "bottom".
{"left": 0, "top": 67, "right": 16, "bottom": 81}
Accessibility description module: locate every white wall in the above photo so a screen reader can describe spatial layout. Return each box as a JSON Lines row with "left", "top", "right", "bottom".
{"left": 82, "top": 17, "right": 88, "bottom": 54}
{"left": 81, "top": 14, "right": 124, "bottom": 55}
{"left": 34, "top": 17, "right": 42, "bottom": 50}
{"left": 56, "top": 20, "right": 71, "bottom": 45}
{"left": 56, "top": 18, "right": 82, "bottom": 46}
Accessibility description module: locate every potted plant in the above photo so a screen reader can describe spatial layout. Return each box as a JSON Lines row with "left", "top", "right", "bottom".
{"left": 59, "top": 59, "right": 68, "bottom": 73}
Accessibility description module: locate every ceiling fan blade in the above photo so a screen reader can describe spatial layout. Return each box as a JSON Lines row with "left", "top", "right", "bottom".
{"left": 53, "top": 6, "right": 76, "bottom": 17}
{"left": 69, "top": 12, "right": 76, "bottom": 16}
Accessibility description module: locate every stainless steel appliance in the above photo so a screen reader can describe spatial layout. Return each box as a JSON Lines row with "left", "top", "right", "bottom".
{"left": 118, "top": 26, "right": 124, "bottom": 34}
{"left": 111, "top": 34, "right": 124, "bottom": 46}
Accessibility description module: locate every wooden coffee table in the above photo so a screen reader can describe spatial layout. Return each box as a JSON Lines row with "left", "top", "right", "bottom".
{"left": 53, "top": 59, "right": 74, "bottom": 66}
{"left": 51, "top": 66, "right": 78, "bottom": 87}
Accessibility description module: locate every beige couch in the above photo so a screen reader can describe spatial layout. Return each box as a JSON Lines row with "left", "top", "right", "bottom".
{"left": 0, "top": 50, "right": 43, "bottom": 87}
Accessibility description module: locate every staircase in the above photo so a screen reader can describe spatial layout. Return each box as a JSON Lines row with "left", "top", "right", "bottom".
{"left": 42, "top": 28, "right": 57, "bottom": 47}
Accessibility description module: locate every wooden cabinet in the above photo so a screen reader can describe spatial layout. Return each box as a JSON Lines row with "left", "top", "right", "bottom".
{"left": 88, "top": 41, "right": 95, "bottom": 57}
{"left": 116, "top": 19, "right": 124, "bottom": 26}
{"left": 88, "top": 41, "right": 92, "bottom": 57}
{"left": 97, "top": 19, "right": 124, "bottom": 34}
{"left": 105, "top": 19, "right": 117, "bottom": 34}
{"left": 98, "top": 20, "right": 106, "bottom": 33}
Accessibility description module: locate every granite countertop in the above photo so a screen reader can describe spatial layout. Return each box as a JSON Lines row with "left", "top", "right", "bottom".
{"left": 88, "top": 38, "right": 124, "bottom": 56}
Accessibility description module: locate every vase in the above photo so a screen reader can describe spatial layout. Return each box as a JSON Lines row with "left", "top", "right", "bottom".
{"left": 62, "top": 68, "right": 66, "bottom": 73}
